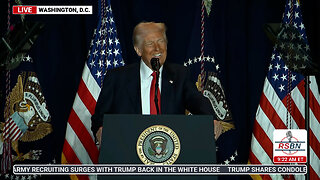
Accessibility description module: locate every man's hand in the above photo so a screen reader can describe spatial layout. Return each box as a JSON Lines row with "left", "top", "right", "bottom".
{"left": 214, "top": 120, "right": 223, "bottom": 140}
{"left": 96, "top": 127, "right": 103, "bottom": 146}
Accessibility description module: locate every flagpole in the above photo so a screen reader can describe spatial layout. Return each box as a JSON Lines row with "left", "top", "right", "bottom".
{"left": 305, "top": 75, "right": 310, "bottom": 180}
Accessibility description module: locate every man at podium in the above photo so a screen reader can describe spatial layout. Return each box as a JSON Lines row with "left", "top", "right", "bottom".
{"left": 91, "top": 21, "right": 221, "bottom": 145}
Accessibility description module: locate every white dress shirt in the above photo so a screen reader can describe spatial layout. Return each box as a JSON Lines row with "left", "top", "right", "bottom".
{"left": 140, "top": 60, "right": 163, "bottom": 115}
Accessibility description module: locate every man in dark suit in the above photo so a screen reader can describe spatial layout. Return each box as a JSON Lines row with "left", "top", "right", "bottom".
{"left": 91, "top": 22, "right": 221, "bottom": 144}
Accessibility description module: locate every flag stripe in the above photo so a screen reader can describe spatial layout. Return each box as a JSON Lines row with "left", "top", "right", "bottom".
{"left": 310, "top": 147, "right": 320, "bottom": 178}
{"left": 296, "top": 80, "right": 320, "bottom": 124}
{"left": 6, "top": 124, "right": 18, "bottom": 138}
{"left": 255, "top": 105, "right": 276, "bottom": 141}
{"left": 309, "top": 91, "right": 320, "bottom": 124}
{"left": 309, "top": 110, "right": 320, "bottom": 144}
{"left": 8, "top": 126, "right": 20, "bottom": 140}
{"left": 62, "top": 141, "right": 82, "bottom": 164}
{"left": 3, "top": 119, "right": 15, "bottom": 138}
{"left": 253, "top": 115, "right": 273, "bottom": 158}
{"left": 263, "top": 79, "right": 300, "bottom": 129}
{"left": 248, "top": 150, "right": 261, "bottom": 165}
{"left": 260, "top": 90, "right": 287, "bottom": 129}
{"left": 310, "top": 76, "right": 320, "bottom": 105}
{"left": 283, "top": 87, "right": 305, "bottom": 128}
{"left": 11, "top": 130, "right": 22, "bottom": 141}
{"left": 68, "top": 109, "right": 99, "bottom": 163}
{"left": 65, "top": 123, "right": 93, "bottom": 164}
{"left": 281, "top": 96, "right": 304, "bottom": 129}
{"left": 73, "top": 94, "right": 95, "bottom": 139}
{"left": 4, "top": 119, "right": 14, "bottom": 129}
{"left": 82, "top": 64, "right": 101, "bottom": 101}
{"left": 309, "top": 168, "right": 318, "bottom": 180}
{"left": 251, "top": 136, "right": 273, "bottom": 165}
{"left": 310, "top": 131, "right": 320, "bottom": 160}
{"left": 78, "top": 79, "right": 96, "bottom": 115}
{"left": 5, "top": 120, "right": 16, "bottom": 132}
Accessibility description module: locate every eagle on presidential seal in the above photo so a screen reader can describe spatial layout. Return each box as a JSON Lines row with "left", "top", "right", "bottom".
{"left": 0, "top": 71, "right": 52, "bottom": 162}
{"left": 148, "top": 136, "right": 169, "bottom": 159}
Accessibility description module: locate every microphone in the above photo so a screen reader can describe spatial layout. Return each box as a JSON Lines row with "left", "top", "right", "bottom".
{"left": 151, "top": 58, "right": 160, "bottom": 71}
{"left": 150, "top": 58, "right": 160, "bottom": 114}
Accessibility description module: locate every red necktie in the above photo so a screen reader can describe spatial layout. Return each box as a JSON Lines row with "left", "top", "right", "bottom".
{"left": 150, "top": 72, "right": 161, "bottom": 114}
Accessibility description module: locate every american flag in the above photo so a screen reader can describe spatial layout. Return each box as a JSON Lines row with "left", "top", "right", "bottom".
{"left": 61, "top": 0, "right": 124, "bottom": 179}
{"left": 249, "top": 0, "right": 320, "bottom": 179}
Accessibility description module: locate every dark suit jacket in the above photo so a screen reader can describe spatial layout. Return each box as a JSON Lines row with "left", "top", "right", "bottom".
{"left": 91, "top": 62, "right": 216, "bottom": 135}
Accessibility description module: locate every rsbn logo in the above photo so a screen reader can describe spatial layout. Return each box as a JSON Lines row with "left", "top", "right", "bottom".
{"left": 275, "top": 131, "right": 305, "bottom": 155}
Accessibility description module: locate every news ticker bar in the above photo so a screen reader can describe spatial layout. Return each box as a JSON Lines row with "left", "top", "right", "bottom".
{"left": 13, "top": 164, "right": 307, "bottom": 175}
{"left": 12, "top": 6, "right": 92, "bottom": 15}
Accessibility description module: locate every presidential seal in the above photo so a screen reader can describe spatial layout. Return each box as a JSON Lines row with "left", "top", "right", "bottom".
{"left": 136, "top": 125, "right": 180, "bottom": 165}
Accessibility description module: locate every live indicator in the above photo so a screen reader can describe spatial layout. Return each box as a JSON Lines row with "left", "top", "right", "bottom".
{"left": 12, "top": 6, "right": 37, "bottom": 14}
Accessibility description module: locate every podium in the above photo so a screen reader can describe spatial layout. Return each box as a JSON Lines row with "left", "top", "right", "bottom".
{"left": 99, "top": 114, "right": 217, "bottom": 180}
